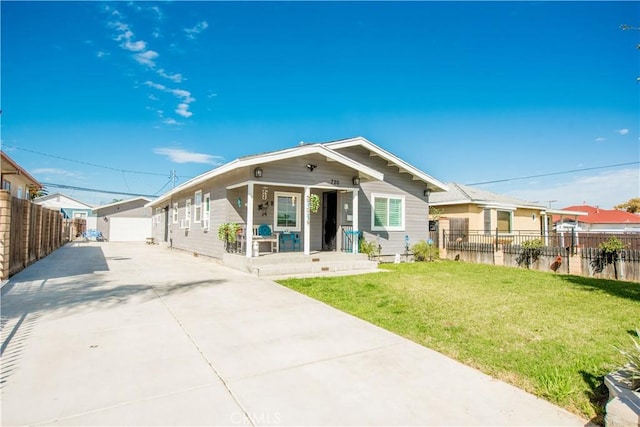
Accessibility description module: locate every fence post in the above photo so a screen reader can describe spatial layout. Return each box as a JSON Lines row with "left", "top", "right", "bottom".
{"left": 571, "top": 228, "right": 576, "bottom": 256}
{"left": 438, "top": 217, "right": 449, "bottom": 259}
{"left": 0, "top": 191, "right": 11, "bottom": 280}
{"left": 495, "top": 227, "right": 499, "bottom": 252}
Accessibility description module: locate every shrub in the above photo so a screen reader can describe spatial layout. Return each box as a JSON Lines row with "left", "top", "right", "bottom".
{"left": 412, "top": 240, "right": 438, "bottom": 261}
{"left": 591, "top": 236, "right": 626, "bottom": 279}
{"left": 359, "top": 240, "right": 380, "bottom": 260}
{"left": 616, "top": 328, "right": 640, "bottom": 391}
{"left": 516, "top": 238, "right": 544, "bottom": 269}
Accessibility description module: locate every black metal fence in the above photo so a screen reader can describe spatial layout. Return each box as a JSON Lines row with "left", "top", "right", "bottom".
{"left": 442, "top": 229, "right": 640, "bottom": 281}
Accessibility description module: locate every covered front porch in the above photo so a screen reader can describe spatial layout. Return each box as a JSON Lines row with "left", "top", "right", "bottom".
{"left": 226, "top": 180, "right": 362, "bottom": 257}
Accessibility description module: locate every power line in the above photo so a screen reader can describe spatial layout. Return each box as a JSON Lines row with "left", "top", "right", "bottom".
{"left": 8, "top": 146, "right": 167, "bottom": 176}
{"left": 466, "top": 161, "right": 640, "bottom": 186}
{"left": 41, "top": 182, "right": 156, "bottom": 198}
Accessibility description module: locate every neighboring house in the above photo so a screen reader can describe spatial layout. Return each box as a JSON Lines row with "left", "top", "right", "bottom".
{"left": 93, "top": 197, "right": 152, "bottom": 242}
{"left": 1, "top": 151, "right": 42, "bottom": 200}
{"left": 554, "top": 205, "right": 640, "bottom": 233}
{"left": 146, "top": 136, "right": 448, "bottom": 258}
{"left": 34, "top": 193, "right": 98, "bottom": 230}
{"left": 428, "top": 183, "right": 586, "bottom": 235}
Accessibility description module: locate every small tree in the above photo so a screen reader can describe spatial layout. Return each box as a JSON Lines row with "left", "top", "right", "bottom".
{"left": 614, "top": 197, "right": 640, "bottom": 214}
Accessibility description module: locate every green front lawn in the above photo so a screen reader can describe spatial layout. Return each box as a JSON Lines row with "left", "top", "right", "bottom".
{"left": 277, "top": 261, "right": 640, "bottom": 424}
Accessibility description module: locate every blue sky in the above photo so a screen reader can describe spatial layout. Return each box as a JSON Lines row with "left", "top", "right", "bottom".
{"left": 2, "top": 1, "right": 638, "bottom": 208}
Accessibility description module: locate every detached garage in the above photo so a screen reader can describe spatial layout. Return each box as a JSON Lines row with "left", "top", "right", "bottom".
{"left": 93, "top": 197, "right": 152, "bottom": 242}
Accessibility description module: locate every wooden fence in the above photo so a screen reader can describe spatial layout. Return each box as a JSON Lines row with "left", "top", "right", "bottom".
{"left": 0, "top": 190, "right": 66, "bottom": 280}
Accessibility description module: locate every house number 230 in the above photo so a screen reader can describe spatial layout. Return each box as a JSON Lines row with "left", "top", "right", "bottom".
{"left": 330, "top": 179, "right": 340, "bottom": 185}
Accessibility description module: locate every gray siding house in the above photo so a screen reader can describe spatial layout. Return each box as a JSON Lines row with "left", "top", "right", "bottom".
{"left": 146, "top": 137, "right": 448, "bottom": 259}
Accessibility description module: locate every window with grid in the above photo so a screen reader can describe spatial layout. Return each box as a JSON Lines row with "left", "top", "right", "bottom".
{"left": 372, "top": 194, "right": 404, "bottom": 231}
{"left": 274, "top": 192, "right": 300, "bottom": 231}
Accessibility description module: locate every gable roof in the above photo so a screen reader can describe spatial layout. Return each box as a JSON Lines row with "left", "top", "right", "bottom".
{"left": 553, "top": 205, "right": 640, "bottom": 224}
{"left": 322, "top": 136, "right": 448, "bottom": 192}
{"left": 1, "top": 151, "right": 42, "bottom": 188}
{"left": 429, "top": 182, "right": 543, "bottom": 209}
{"left": 148, "top": 140, "right": 389, "bottom": 207}
{"left": 93, "top": 196, "right": 152, "bottom": 213}
{"left": 33, "top": 192, "right": 94, "bottom": 209}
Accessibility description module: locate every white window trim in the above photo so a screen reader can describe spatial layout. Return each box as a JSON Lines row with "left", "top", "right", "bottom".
{"left": 194, "top": 190, "right": 203, "bottom": 223}
{"left": 274, "top": 191, "right": 301, "bottom": 232}
{"left": 184, "top": 199, "right": 192, "bottom": 229}
{"left": 371, "top": 193, "right": 405, "bottom": 232}
{"left": 496, "top": 209, "right": 513, "bottom": 234}
{"left": 203, "top": 192, "right": 211, "bottom": 230}
{"left": 172, "top": 203, "right": 179, "bottom": 224}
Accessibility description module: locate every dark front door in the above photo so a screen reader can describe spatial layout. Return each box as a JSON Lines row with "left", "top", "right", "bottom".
{"left": 322, "top": 191, "right": 337, "bottom": 251}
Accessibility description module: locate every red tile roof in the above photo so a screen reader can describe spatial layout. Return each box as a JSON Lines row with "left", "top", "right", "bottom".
{"left": 553, "top": 205, "right": 640, "bottom": 224}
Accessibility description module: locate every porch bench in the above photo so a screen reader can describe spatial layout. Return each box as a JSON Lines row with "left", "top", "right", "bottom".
{"left": 237, "top": 225, "right": 279, "bottom": 254}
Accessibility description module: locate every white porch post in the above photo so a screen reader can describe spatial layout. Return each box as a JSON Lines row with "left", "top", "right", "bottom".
{"left": 352, "top": 189, "right": 359, "bottom": 254}
{"left": 303, "top": 186, "right": 311, "bottom": 255}
{"left": 245, "top": 182, "right": 254, "bottom": 258}
{"left": 542, "top": 212, "right": 549, "bottom": 246}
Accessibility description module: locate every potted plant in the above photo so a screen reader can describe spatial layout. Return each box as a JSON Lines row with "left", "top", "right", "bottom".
{"left": 217, "top": 222, "right": 240, "bottom": 252}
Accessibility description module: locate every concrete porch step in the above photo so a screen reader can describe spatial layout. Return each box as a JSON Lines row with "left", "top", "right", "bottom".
{"left": 252, "top": 259, "right": 380, "bottom": 278}
{"left": 222, "top": 251, "right": 381, "bottom": 278}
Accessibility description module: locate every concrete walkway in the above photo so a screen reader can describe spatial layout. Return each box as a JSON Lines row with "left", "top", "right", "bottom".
{"left": 1, "top": 242, "right": 588, "bottom": 426}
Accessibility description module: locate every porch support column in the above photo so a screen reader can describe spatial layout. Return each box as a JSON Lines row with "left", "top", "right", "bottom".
{"left": 542, "top": 212, "right": 549, "bottom": 246}
{"left": 245, "top": 182, "right": 254, "bottom": 258}
{"left": 303, "top": 186, "right": 311, "bottom": 255}
{"left": 352, "top": 189, "right": 359, "bottom": 254}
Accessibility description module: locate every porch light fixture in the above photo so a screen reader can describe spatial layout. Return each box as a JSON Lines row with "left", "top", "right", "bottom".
{"left": 352, "top": 176, "right": 360, "bottom": 185}
{"left": 423, "top": 189, "right": 431, "bottom": 201}
{"left": 306, "top": 163, "right": 317, "bottom": 172}
{"left": 254, "top": 167, "right": 263, "bottom": 178}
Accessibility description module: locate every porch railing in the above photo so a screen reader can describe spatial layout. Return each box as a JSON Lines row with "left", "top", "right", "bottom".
{"left": 341, "top": 225, "right": 361, "bottom": 252}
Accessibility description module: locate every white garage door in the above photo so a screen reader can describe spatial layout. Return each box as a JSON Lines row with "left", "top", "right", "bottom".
{"left": 109, "top": 217, "right": 152, "bottom": 242}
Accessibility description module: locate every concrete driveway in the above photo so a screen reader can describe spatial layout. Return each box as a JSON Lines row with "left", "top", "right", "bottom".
{"left": 1, "top": 242, "right": 587, "bottom": 426}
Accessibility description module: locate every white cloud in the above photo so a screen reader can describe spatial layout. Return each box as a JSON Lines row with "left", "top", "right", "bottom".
{"left": 594, "top": 137, "right": 606, "bottom": 143}
{"left": 157, "top": 69, "right": 183, "bottom": 83}
{"left": 171, "top": 88, "right": 194, "bottom": 103}
{"left": 32, "top": 168, "right": 80, "bottom": 178}
{"left": 153, "top": 148, "right": 223, "bottom": 165}
{"left": 616, "top": 128, "right": 629, "bottom": 135}
{"left": 184, "top": 21, "right": 208, "bottom": 39}
{"left": 163, "top": 118, "right": 180, "bottom": 125}
{"left": 144, "top": 80, "right": 166, "bottom": 91}
{"left": 503, "top": 168, "right": 640, "bottom": 210}
{"left": 134, "top": 50, "right": 158, "bottom": 67}
{"left": 96, "top": 51, "right": 110, "bottom": 58}
{"left": 175, "top": 103, "right": 192, "bottom": 118}
{"left": 121, "top": 39, "right": 147, "bottom": 52}
{"left": 148, "top": 94, "right": 159, "bottom": 101}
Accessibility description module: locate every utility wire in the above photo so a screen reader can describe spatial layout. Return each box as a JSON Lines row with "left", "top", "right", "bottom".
{"left": 41, "top": 182, "right": 156, "bottom": 198}
{"left": 466, "top": 161, "right": 640, "bottom": 186}
{"left": 7, "top": 146, "right": 167, "bottom": 177}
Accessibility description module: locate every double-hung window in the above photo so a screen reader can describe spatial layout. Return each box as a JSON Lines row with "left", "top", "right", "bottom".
{"left": 497, "top": 210, "right": 512, "bottom": 233}
{"left": 203, "top": 193, "right": 211, "bottom": 230}
{"left": 372, "top": 194, "right": 405, "bottom": 231}
{"left": 184, "top": 199, "right": 192, "bottom": 229}
{"left": 172, "top": 203, "right": 179, "bottom": 224}
{"left": 194, "top": 190, "right": 202, "bottom": 223}
{"left": 274, "top": 191, "right": 301, "bottom": 232}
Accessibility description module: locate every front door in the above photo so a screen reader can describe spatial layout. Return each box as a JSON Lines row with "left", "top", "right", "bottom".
{"left": 322, "top": 191, "right": 337, "bottom": 251}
